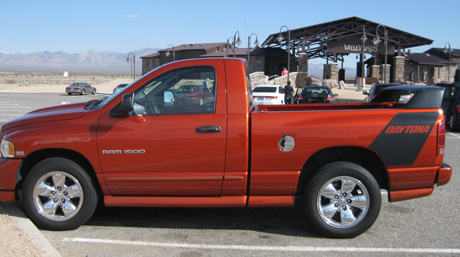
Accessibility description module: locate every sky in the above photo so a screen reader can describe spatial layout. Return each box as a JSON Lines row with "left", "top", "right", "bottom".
{"left": 1, "top": 0, "right": 460, "bottom": 66}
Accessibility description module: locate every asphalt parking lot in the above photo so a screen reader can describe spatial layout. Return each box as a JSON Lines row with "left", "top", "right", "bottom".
{"left": 1, "top": 92, "right": 459, "bottom": 257}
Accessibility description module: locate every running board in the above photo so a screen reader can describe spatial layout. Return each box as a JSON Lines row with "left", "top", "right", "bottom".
{"left": 104, "top": 195, "right": 296, "bottom": 208}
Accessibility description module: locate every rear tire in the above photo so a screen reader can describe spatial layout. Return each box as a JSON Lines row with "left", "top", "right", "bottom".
{"left": 22, "top": 157, "right": 98, "bottom": 230}
{"left": 302, "top": 161, "right": 381, "bottom": 238}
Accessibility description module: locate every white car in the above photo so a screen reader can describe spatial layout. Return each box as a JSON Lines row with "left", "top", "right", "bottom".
{"left": 252, "top": 85, "right": 285, "bottom": 105}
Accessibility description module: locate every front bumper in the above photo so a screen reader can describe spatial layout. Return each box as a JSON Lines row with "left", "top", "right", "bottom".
{"left": 0, "top": 158, "right": 21, "bottom": 202}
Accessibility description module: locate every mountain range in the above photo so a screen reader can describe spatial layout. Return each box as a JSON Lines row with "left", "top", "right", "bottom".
{"left": 0, "top": 48, "right": 158, "bottom": 74}
{"left": 0, "top": 48, "right": 354, "bottom": 78}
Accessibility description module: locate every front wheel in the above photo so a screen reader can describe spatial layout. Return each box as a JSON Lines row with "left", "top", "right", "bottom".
{"left": 22, "top": 157, "right": 98, "bottom": 230}
{"left": 302, "top": 161, "right": 381, "bottom": 238}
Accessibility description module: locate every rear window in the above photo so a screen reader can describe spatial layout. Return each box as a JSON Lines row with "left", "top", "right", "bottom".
{"left": 302, "top": 87, "right": 330, "bottom": 94}
{"left": 253, "top": 87, "right": 277, "bottom": 93}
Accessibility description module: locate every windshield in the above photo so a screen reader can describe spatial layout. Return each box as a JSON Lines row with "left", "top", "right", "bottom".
{"left": 84, "top": 81, "right": 133, "bottom": 110}
{"left": 253, "top": 87, "right": 277, "bottom": 93}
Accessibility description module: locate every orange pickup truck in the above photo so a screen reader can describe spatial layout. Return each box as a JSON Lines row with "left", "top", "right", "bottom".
{"left": 0, "top": 58, "right": 452, "bottom": 238}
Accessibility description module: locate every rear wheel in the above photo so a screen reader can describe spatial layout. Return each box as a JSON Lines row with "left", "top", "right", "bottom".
{"left": 22, "top": 157, "right": 98, "bottom": 230}
{"left": 302, "top": 161, "right": 381, "bottom": 238}
{"left": 80, "top": 90, "right": 85, "bottom": 95}
{"left": 92, "top": 89, "right": 96, "bottom": 95}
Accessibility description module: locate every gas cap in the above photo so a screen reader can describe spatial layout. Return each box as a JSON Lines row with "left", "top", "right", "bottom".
{"left": 279, "top": 135, "right": 295, "bottom": 152}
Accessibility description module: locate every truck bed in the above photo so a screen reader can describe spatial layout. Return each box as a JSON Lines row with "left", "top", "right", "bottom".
{"left": 255, "top": 102, "right": 405, "bottom": 113}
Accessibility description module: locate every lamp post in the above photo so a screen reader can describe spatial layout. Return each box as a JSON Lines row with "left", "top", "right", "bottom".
{"left": 444, "top": 42, "right": 452, "bottom": 82}
{"left": 232, "top": 31, "right": 242, "bottom": 57}
{"left": 360, "top": 26, "right": 367, "bottom": 88}
{"left": 226, "top": 37, "right": 232, "bottom": 57}
{"left": 373, "top": 24, "right": 388, "bottom": 83}
{"left": 247, "top": 33, "right": 259, "bottom": 64}
{"left": 226, "top": 32, "right": 241, "bottom": 58}
{"left": 277, "top": 25, "right": 290, "bottom": 83}
{"left": 126, "top": 52, "right": 135, "bottom": 81}
{"left": 165, "top": 44, "right": 175, "bottom": 62}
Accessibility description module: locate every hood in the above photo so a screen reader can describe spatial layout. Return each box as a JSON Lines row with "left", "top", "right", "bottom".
{"left": 2, "top": 102, "right": 89, "bottom": 131}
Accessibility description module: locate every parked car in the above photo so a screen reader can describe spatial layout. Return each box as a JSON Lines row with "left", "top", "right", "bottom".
{"left": 252, "top": 85, "right": 285, "bottom": 105}
{"left": 174, "top": 85, "right": 214, "bottom": 105}
{"left": 297, "top": 85, "right": 337, "bottom": 103}
{"left": 437, "top": 83, "right": 460, "bottom": 130}
{"left": 66, "top": 82, "right": 96, "bottom": 95}
{"left": 363, "top": 83, "right": 411, "bottom": 103}
{"left": 113, "top": 83, "right": 129, "bottom": 94}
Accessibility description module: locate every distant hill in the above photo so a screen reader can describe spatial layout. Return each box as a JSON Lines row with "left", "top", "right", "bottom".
{"left": 0, "top": 48, "right": 158, "bottom": 74}
{"left": 0, "top": 48, "right": 357, "bottom": 79}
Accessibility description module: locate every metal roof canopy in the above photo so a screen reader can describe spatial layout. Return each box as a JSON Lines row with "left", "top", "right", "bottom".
{"left": 262, "top": 16, "right": 433, "bottom": 62}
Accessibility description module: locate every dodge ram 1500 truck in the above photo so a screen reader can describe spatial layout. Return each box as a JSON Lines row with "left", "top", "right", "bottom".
{"left": 0, "top": 58, "right": 452, "bottom": 238}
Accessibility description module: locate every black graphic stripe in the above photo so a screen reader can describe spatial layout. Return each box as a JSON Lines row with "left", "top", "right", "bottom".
{"left": 369, "top": 112, "right": 439, "bottom": 166}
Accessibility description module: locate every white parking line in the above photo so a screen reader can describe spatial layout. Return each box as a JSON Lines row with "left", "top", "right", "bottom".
{"left": 63, "top": 238, "right": 460, "bottom": 254}
{"left": 448, "top": 132, "right": 460, "bottom": 139}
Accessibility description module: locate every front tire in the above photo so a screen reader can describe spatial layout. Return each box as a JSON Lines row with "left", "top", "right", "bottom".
{"left": 22, "top": 157, "right": 98, "bottom": 230}
{"left": 302, "top": 161, "right": 381, "bottom": 238}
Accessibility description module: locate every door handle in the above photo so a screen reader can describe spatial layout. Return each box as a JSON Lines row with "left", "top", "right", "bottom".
{"left": 196, "top": 126, "right": 222, "bottom": 133}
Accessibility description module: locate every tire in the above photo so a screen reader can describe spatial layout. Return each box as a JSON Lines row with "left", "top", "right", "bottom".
{"left": 22, "top": 157, "right": 98, "bottom": 230}
{"left": 80, "top": 90, "right": 85, "bottom": 95}
{"left": 67, "top": 93, "right": 71, "bottom": 95}
{"left": 449, "top": 112, "right": 458, "bottom": 131}
{"left": 302, "top": 161, "right": 381, "bottom": 238}
{"left": 92, "top": 89, "right": 96, "bottom": 95}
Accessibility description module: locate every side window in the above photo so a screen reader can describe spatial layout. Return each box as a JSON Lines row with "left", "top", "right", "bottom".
{"left": 279, "top": 86, "right": 285, "bottom": 94}
{"left": 132, "top": 66, "right": 216, "bottom": 116}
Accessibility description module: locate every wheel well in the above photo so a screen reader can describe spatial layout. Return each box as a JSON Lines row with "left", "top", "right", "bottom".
{"left": 296, "top": 146, "right": 389, "bottom": 195}
{"left": 16, "top": 149, "right": 102, "bottom": 199}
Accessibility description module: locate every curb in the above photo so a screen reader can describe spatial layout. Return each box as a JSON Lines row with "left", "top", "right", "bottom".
{"left": 1, "top": 202, "right": 62, "bottom": 257}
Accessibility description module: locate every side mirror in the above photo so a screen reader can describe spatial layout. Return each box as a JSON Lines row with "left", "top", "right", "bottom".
{"left": 122, "top": 93, "right": 134, "bottom": 113}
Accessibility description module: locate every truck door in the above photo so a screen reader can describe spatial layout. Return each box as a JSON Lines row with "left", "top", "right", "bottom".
{"left": 97, "top": 64, "right": 227, "bottom": 196}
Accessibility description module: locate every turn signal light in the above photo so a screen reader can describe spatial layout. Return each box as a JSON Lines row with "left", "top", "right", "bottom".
{"left": 1, "top": 139, "right": 14, "bottom": 158}
{"left": 437, "top": 120, "right": 446, "bottom": 157}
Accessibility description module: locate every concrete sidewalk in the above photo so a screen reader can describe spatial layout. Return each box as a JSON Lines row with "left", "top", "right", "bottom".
{"left": 0, "top": 202, "right": 62, "bottom": 257}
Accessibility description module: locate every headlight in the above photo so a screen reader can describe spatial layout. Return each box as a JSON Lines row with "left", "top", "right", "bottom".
{"left": 1, "top": 139, "right": 14, "bottom": 158}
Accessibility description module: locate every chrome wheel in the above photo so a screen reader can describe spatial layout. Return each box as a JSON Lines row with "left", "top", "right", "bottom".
{"left": 317, "top": 176, "right": 370, "bottom": 228}
{"left": 32, "top": 171, "right": 84, "bottom": 222}
{"left": 303, "top": 161, "right": 380, "bottom": 238}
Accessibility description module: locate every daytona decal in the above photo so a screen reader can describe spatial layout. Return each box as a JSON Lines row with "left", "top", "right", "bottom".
{"left": 369, "top": 112, "right": 438, "bottom": 166}
{"left": 384, "top": 125, "right": 431, "bottom": 134}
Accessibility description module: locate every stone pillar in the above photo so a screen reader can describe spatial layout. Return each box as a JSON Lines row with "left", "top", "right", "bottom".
{"left": 394, "top": 56, "right": 405, "bottom": 82}
{"left": 298, "top": 53, "right": 309, "bottom": 73}
{"left": 331, "top": 63, "right": 338, "bottom": 81}
{"left": 382, "top": 64, "right": 391, "bottom": 83}
{"left": 323, "top": 63, "right": 339, "bottom": 81}
{"left": 371, "top": 65, "right": 380, "bottom": 80}
{"left": 295, "top": 53, "right": 309, "bottom": 88}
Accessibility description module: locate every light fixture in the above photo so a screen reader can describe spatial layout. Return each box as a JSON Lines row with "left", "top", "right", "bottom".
{"left": 247, "top": 33, "right": 259, "bottom": 64}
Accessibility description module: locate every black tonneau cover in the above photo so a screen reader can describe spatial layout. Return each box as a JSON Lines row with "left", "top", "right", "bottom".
{"left": 371, "top": 85, "right": 445, "bottom": 109}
